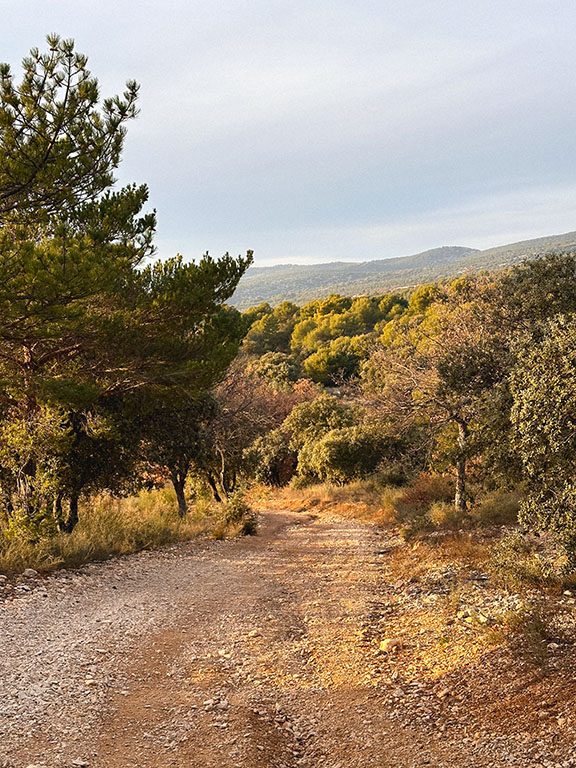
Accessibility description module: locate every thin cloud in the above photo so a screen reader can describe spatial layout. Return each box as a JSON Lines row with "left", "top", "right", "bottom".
{"left": 4, "top": 1, "right": 576, "bottom": 265}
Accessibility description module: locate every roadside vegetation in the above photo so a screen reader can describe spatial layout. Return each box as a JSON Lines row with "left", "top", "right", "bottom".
{"left": 0, "top": 487, "right": 258, "bottom": 574}
{"left": 3, "top": 34, "right": 576, "bottom": 607}
{"left": 0, "top": 36, "right": 258, "bottom": 571}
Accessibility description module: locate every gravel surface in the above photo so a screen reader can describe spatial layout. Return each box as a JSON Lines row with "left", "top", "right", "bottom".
{"left": 1, "top": 509, "right": 576, "bottom": 768}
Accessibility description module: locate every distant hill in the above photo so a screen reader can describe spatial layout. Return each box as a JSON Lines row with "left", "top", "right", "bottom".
{"left": 231, "top": 231, "right": 576, "bottom": 308}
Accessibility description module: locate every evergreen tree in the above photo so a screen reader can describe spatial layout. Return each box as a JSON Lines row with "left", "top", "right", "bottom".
{"left": 0, "top": 36, "right": 253, "bottom": 527}
{"left": 0, "top": 35, "right": 139, "bottom": 221}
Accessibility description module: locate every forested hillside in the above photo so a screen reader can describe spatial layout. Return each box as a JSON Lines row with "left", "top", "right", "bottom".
{"left": 234, "top": 254, "right": 576, "bottom": 569}
{"left": 232, "top": 231, "right": 576, "bottom": 307}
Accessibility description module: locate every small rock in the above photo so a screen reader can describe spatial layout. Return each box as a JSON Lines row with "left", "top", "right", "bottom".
{"left": 0, "top": 575, "right": 7, "bottom": 585}
{"left": 247, "top": 629, "right": 262, "bottom": 638}
{"left": 22, "top": 568, "right": 39, "bottom": 579}
{"left": 380, "top": 637, "right": 403, "bottom": 653}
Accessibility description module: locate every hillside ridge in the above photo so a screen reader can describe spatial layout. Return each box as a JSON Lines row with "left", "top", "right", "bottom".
{"left": 246, "top": 245, "right": 479, "bottom": 275}
{"left": 232, "top": 230, "right": 576, "bottom": 307}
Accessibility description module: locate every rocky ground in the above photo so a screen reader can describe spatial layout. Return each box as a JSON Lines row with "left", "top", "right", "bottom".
{"left": 1, "top": 509, "right": 576, "bottom": 768}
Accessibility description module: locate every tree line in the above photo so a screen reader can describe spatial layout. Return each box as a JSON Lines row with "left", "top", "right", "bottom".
{"left": 238, "top": 258, "right": 576, "bottom": 565}
{"left": 3, "top": 37, "right": 576, "bottom": 569}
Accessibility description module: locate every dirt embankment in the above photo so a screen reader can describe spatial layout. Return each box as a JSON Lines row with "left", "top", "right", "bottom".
{"left": 1, "top": 509, "right": 575, "bottom": 768}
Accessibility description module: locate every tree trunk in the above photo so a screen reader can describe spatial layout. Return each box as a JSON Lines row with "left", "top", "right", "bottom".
{"left": 218, "top": 448, "right": 228, "bottom": 499}
{"left": 17, "top": 460, "right": 38, "bottom": 518}
{"left": 63, "top": 493, "right": 79, "bottom": 533}
{"left": 454, "top": 421, "right": 468, "bottom": 511}
{"left": 0, "top": 488, "right": 14, "bottom": 519}
{"left": 53, "top": 494, "right": 63, "bottom": 519}
{"left": 171, "top": 473, "right": 187, "bottom": 518}
{"left": 54, "top": 493, "right": 64, "bottom": 530}
{"left": 206, "top": 475, "right": 222, "bottom": 503}
{"left": 225, "top": 470, "right": 237, "bottom": 496}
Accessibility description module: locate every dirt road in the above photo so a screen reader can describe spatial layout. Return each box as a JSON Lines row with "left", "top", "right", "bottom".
{"left": 0, "top": 511, "right": 571, "bottom": 768}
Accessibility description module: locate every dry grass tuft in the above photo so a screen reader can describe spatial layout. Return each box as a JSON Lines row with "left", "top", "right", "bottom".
{"left": 487, "top": 530, "right": 564, "bottom": 592}
{"left": 489, "top": 600, "right": 552, "bottom": 667}
{"left": 0, "top": 487, "right": 220, "bottom": 575}
{"left": 253, "top": 480, "right": 395, "bottom": 525}
{"left": 470, "top": 490, "right": 520, "bottom": 526}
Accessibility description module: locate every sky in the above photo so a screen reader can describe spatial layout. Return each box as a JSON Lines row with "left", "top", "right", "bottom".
{"left": 3, "top": 1, "right": 576, "bottom": 265}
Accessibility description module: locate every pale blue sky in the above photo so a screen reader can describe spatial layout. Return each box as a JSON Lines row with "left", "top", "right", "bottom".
{"left": 4, "top": 1, "right": 576, "bottom": 264}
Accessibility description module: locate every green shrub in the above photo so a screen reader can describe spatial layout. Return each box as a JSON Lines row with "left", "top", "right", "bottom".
{"left": 250, "top": 351, "right": 299, "bottom": 385}
{"left": 289, "top": 474, "right": 314, "bottom": 490}
{"left": 471, "top": 490, "right": 521, "bottom": 526}
{"left": 283, "top": 394, "right": 360, "bottom": 451}
{"left": 302, "top": 336, "right": 371, "bottom": 385}
{"left": 220, "top": 491, "right": 258, "bottom": 536}
{"left": 390, "top": 474, "right": 456, "bottom": 539}
{"left": 297, "top": 426, "right": 393, "bottom": 484}
{"left": 2, "top": 507, "right": 60, "bottom": 542}
{"left": 492, "top": 599, "right": 551, "bottom": 667}
{"left": 244, "top": 429, "right": 297, "bottom": 487}
{"left": 488, "top": 531, "right": 558, "bottom": 591}
{"left": 427, "top": 501, "right": 469, "bottom": 529}
{"left": 510, "top": 315, "right": 576, "bottom": 564}
{"left": 374, "top": 461, "right": 410, "bottom": 487}
{"left": 303, "top": 346, "right": 358, "bottom": 385}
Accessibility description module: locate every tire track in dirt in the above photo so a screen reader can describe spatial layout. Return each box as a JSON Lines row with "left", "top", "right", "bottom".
{"left": 2, "top": 509, "right": 568, "bottom": 767}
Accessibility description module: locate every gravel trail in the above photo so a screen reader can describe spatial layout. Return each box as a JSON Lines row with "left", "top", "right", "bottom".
{"left": 0, "top": 510, "right": 573, "bottom": 768}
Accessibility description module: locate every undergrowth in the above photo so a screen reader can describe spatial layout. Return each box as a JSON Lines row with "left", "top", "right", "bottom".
{"left": 484, "top": 599, "right": 559, "bottom": 668}
{"left": 0, "top": 486, "right": 254, "bottom": 575}
{"left": 488, "top": 530, "right": 562, "bottom": 591}
{"left": 212, "top": 491, "right": 258, "bottom": 539}
{"left": 254, "top": 478, "right": 393, "bottom": 525}
{"left": 255, "top": 475, "right": 520, "bottom": 538}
